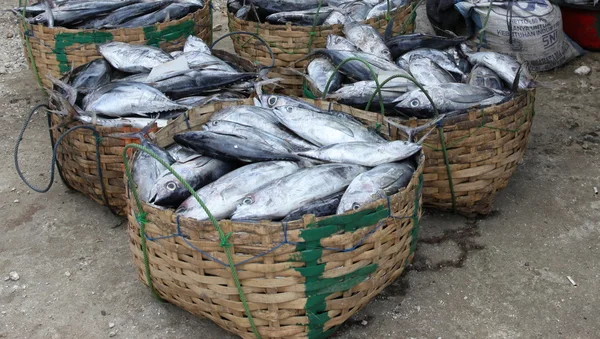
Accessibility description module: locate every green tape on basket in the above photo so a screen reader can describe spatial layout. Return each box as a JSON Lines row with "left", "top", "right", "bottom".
{"left": 143, "top": 20, "right": 195, "bottom": 47}
{"left": 54, "top": 32, "right": 114, "bottom": 72}
{"left": 291, "top": 208, "right": 387, "bottom": 339}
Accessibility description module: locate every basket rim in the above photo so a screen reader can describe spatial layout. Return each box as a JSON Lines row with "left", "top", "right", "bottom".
{"left": 20, "top": 4, "right": 209, "bottom": 33}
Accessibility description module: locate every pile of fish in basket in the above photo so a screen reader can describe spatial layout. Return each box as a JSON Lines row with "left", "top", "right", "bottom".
{"left": 226, "top": 0, "right": 418, "bottom": 97}
{"left": 14, "top": 2, "right": 538, "bottom": 335}
{"left": 39, "top": 35, "right": 268, "bottom": 215}
{"left": 14, "top": 0, "right": 212, "bottom": 89}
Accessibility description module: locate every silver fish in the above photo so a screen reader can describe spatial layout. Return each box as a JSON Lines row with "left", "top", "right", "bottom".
{"left": 326, "top": 34, "right": 358, "bottom": 51}
{"left": 148, "top": 155, "right": 235, "bottom": 207}
{"left": 84, "top": 82, "right": 187, "bottom": 117}
{"left": 29, "top": 0, "right": 138, "bottom": 27}
{"left": 283, "top": 193, "right": 343, "bottom": 221}
{"left": 118, "top": 2, "right": 199, "bottom": 28}
{"left": 92, "top": 1, "right": 168, "bottom": 28}
{"left": 337, "top": 161, "right": 415, "bottom": 214}
{"left": 177, "top": 51, "right": 235, "bottom": 71}
{"left": 177, "top": 161, "right": 300, "bottom": 221}
{"left": 366, "top": 0, "right": 407, "bottom": 19}
{"left": 173, "top": 129, "right": 302, "bottom": 163}
{"left": 99, "top": 42, "right": 173, "bottom": 73}
{"left": 272, "top": 106, "right": 386, "bottom": 146}
{"left": 343, "top": 21, "right": 391, "bottom": 61}
{"left": 153, "top": 70, "right": 257, "bottom": 99}
{"left": 395, "top": 83, "right": 508, "bottom": 117}
{"left": 258, "top": 94, "right": 321, "bottom": 111}
{"left": 408, "top": 54, "right": 455, "bottom": 86}
{"left": 209, "top": 106, "right": 316, "bottom": 151}
{"left": 468, "top": 65, "right": 504, "bottom": 91}
{"left": 183, "top": 35, "right": 211, "bottom": 54}
{"left": 402, "top": 48, "right": 463, "bottom": 75}
{"left": 323, "top": 10, "right": 346, "bottom": 25}
{"left": 310, "top": 49, "right": 403, "bottom": 82}
{"left": 307, "top": 57, "right": 342, "bottom": 94}
{"left": 266, "top": 7, "right": 333, "bottom": 25}
{"left": 328, "top": 80, "right": 412, "bottom": 107}
{"left": 70, "top": 59, "right": 112, "bottom": 93}
{"left": 340, "top": 1, "right": 372, "bottom": 21}
{"left": 232, "top": 164, "right": 367, "bottom": 220}
{"left": 299, "top": 140, "right": 421, "bottom": 167}
{"left": 467, "top": 51, "right": 535, "bottom": 89}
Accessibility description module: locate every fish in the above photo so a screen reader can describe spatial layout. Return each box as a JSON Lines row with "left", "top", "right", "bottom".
{"left": 282, "top": 193, "right": 343, "bottom": 221}
{"left": 153, "top": 70, "right": 257, "bottom": 99}
{"left": 70, "top": 59, "right": 112, "bottom": 93}
{"left": 208, "top": 106, "right": 317, "bottom": 151}
{"left": 394, "top": 83, "right": 508, "bottom": 118}
{"left": 323, "top": 10, "right": 346, "bottom": 25}
{"left": 99, "top": 42, "right": 173, "bottom": 73}
{"left": 91, "top": 1, "right": 169, "bottom": 28}
{"left": 343, "top": 21, "right": 392, "bottom": 61}
{"left": 272, "top": 106, "right": 385, "bottom": 146}
{"left": 326, "top": 34, "right": 358, "bottom": 51}
{"left": 308, "top": 49, "right": 404, "bottom": 82}
{"left": 232, "top": 164, "right": 366, "bottom": 220}
{"left": 177, "top": 161, "right": 300, "bottom": 221}
{"left": 467, "top": 51, "right": 535, "bottom": 89}
{"left": 327, "top": 80, "right": 412, "bottom": 107}
{"left": 83, "top": 82, "right": 187, "bottom": 117}
{"left": 112, "top": 122, "right": 176, "bottom": 203}
{"left": 173, "top": 130, "right": 303, "bottom": 163}
{"left": 366, "top": 0, "right": 407, "bottom": 19}
{"left": 386, "top": 33, "right": 468, "bottom": 59}
{"left": 298, "top": 140, "right": 421, "bottom": 167}
{"left": 148, "top": 155, "right": 235, "bottom": 207}
{"left": 29, "top": 0, "right": 139, "bottom": 27}
{"left": 257, "top": 94, "right": 364, "bottom": 124}
{"left": 177, "top": 51, "right": 236, "bottom": 72}
{"left": 247, "top": 0, "right": 329, "bottom": 14}
{"left": 467, "top": 65, "right": 504, "bottom": 91}
{"left": 166, "top": 143, "right": 198, "bottom": 162}
{"left": 266, "top": 7, "right": 334, "bottom": 25}
{"left": 337, "top": 161, "right": 415, "bottom": 214}
{"left": 113, "top": 72, "right": 150, "bottom": 83}
{"left": 339, "top": 1, "right": 372, "bottom": 21}
{"left": 401, "top": 48, "right": 464, "bottom": 76}
{"left": 408, "top": 55, "right": 455, "bottom": 86}
{"left": 183, "top": 35, "right": 211, "bottom": 54}
{"left": 306, "top": 57, "right": 342, "bottom": 94}
{"left": 118, "top": 2, "right": 200, "bottom": 28}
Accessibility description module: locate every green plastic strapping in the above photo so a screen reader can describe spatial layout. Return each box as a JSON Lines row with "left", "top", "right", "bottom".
{"left": 409, "top": 174, "right": 424, "bottom": 254}
{"left": 54, "top": 32, "right": 114, "bottom": 72}
{"left": 122, "top": 144, "right": 262, "bottom": 339}
{"left": 19, "top": 0, "right": 44, "bottom": 90}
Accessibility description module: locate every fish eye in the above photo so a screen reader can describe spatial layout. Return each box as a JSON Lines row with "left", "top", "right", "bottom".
{"left": 166, "top": 181, "right": 177, "bottom": 191}
{"left": 335, "top": 37, "right": 342, "bottom": 43}
{"left": 267, "top": 96, "right": 277, "bottom": 107}
{"left": 352, "top": 203, "right": 361, "bottom": 211}
{"left": 410, "top": 99, "right": 420, "bottom": 107}
{"left": 212, "top": 121, "right": 219, "bottom": 126}
{"left": 242, "top": 197, "right": 254, "bottom": 205}
{"left": 286, "top": 106, "right": 293, "bottom": 113}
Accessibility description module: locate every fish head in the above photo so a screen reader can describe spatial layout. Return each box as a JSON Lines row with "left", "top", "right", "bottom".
{"left": 260, "top": 94, "right": 284, "bottom": 108}
{"left": 176, "top": 196, "right": 209, "bottom": 221}
{"left": 148, "top": 175, "right": 188, "bottom": 207}
{"left": 231, "top": 193, "right": 264, "bottom": 220}
{"left": 394, "top": 89, "right": 435, "bottom": 116}
{"left": 338, "top": 181, "right": 379, "bottom": 214}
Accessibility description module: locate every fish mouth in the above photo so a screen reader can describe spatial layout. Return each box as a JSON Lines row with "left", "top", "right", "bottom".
{"left": 148, "top": 191, "right": 158, "bottom": 204}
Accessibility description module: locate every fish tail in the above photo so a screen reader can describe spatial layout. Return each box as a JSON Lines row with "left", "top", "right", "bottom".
{"left": 46, "top": 74, "right": 78, "bottom": 106}
{"left": 109, "top": 119, "right": 157, "bottom": 141}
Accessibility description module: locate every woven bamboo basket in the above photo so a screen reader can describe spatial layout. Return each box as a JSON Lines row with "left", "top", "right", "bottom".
{"left": 19, "top": 3, "right": 212, "bottom": 90}
{"left": 45, "top": 47, "right": 262, "bottom": 216}
{"left": 227, "top": 4, "right": 416, "bottom": 96}
{"left": 309, "top": 90, "right": 535, "bottom": 216}
{"left": 126, "top": 98, "right": 424, "bottom": 339}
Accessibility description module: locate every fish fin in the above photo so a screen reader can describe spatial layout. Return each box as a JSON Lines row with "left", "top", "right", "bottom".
{"left": 384, "top": 13, "right": 395, "bottom": 41}
{"left": 295, "top": 155, "right": 324, "bottom": 168}
{"left": 511, "top": 64, "right": 522, "bottom": 92}
{"left": 46, "top": 74, "right": 77, "bottom": 106}
{"left": 254, "top": 77, "right": 284, "bottom": 95}
{"left": 109, "top": 119, "right": 157, "bottom": 141}
{"left": 47, "top": 90, "right": 82, "bottom": 130}
{"left": 385, "top": 114, "right": 446, "bottom": 143}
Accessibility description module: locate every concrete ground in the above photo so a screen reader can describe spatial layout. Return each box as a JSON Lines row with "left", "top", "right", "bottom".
{"left": 1, "top": 2, "right": 599, "bottom": 339}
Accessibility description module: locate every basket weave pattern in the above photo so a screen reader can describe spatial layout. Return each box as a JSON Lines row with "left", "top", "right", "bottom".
{"left": 127, "top": 99, "right": 423, "bottom": 339}
{"left": 387, "top": 90, "right": 536, "bottom": 215}
{"left": 49, "top": 113, "right": 155, "bottom": 216}
{"left": 19, "top": 5, "right": 212, "bottom": 89}
{"left": 227, "top": 5, "right": 416, "bottom": 96}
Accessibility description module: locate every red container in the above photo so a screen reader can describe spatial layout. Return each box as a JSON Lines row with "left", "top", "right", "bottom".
{"left": 560, "top": 4, "right": 600, "bottom": 51}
